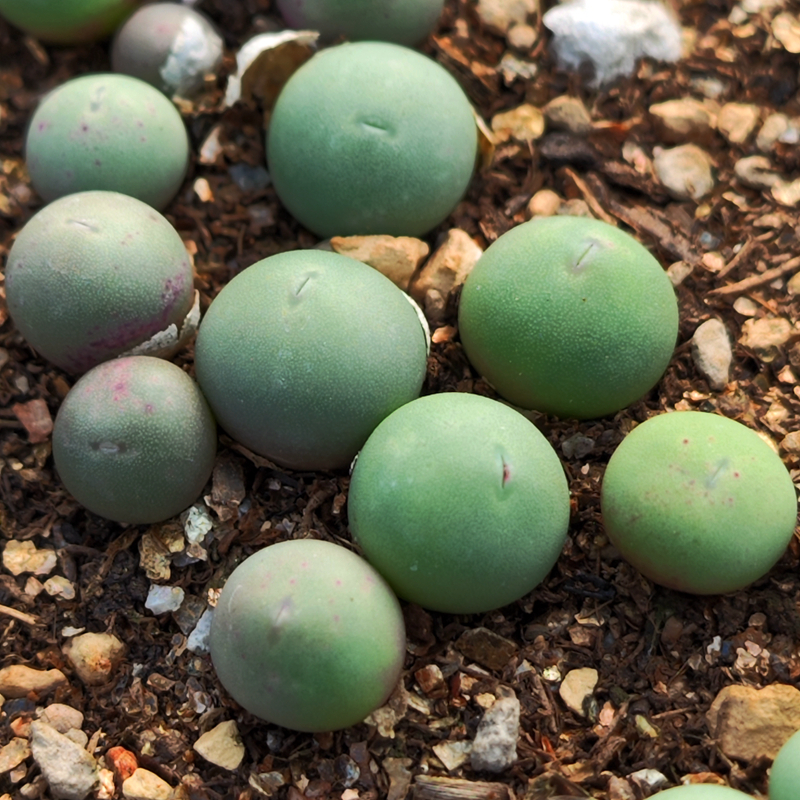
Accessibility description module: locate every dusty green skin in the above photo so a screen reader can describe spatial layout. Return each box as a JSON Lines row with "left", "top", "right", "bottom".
{"left": 209, "top": 539, "right": 405, "bottom": 732}
{"left": 0, "top": 0, "right": 144, "bottom": 43}
{"left": 52, "top": 356, "right": 216, "bottom": 524}
{"left": 4, "top": 191, "right": 195, "bottom": 374}
{"left": 348, "top": 393, "right": 570, "bottom": 614}
{"left": 111, "top": 3, "right": 223, "bottom": 97}
{"left": 601, "top": 411, "right": 797, "bottom": 595}
{"left": 26, "top": 73, "right": 189, "bottom": 210}
{"left": 194, "top": 250, "right": 428, "bottom": 471}
{"left": 458, "top": 216, "right": 679, "bottom": 419}
{"left": 652, "top": 787, "right": 752, "bottom": 799}
{"left": 267, "top": 41, "right": 477, "bottom": 238}
{"left": 769, "top": 728, "right": 800, "bottom": 800}
{"left": 276, "top": 0, "right": 444, "bottom": 45}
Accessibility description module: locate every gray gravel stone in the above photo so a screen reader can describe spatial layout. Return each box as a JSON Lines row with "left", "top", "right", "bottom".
{"left": 30, "top": 721, "right": 98, "bottom": 800}
{"left": 470, "top": 696, "right": 521, "bottom": 773}
{"left": 692, "top": 319, "right": 732, "bottom": 390}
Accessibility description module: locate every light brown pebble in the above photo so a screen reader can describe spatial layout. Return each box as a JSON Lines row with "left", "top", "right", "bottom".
{"left": 122, "top": 768, "right": 173, "bottom": 800}
{"left": 527, "top": 189, "right": 561, "bottom": 218}
{"left": 62, "top": 633, "right": 126, "bottom": 686}
{"left": 0, "top": 665, "right": 68, "bottom": 699}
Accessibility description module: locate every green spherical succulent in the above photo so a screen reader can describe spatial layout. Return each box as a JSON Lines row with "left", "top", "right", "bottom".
{"left": 267, "top": 41, "right": 477, "bottom": 237}
{"left": 0, "top": 0, "right": 144, "bottom": 44}
{"left": 348, "top": 393, "right": 570, "bottom": 614}
{"left": 458, "top": 216, "right": 679, "bottom": 419}
{"left": 770, "top": 729, "right": 800, "bottom": 800}
{"left": 276, "top": 0, "right": 444, "bottom": 45}
{"left": 194, "top": 249, "right": 429, "bottom": 471}
{"left": 26, "top": 73, "right": 190, "bottom": 209}
{"left": 601, "top": 411, "right": 797, "bottom": 595}
{"left": 111, "top": 3, "right": 223, "bottom": 97}
{"left": 652, "top": 787, "right": 753, "bottom": 799}
{"left": 209, "top": 539, "right": 405, "bottom": 732}
{"left": 53, "top": 356, "right": 216, "bottom": 524}
{"left": 4, "top": 191, "right": 197, "bottom": 374}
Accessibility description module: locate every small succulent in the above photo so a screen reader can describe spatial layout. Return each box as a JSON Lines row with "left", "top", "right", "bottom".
{"left": 209, "top": 539, "right": 405, "bottom": 732}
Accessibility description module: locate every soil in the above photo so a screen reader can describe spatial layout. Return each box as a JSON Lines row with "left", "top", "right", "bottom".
{"left": 1, "top": 1, "right": 800, "bottom": 799}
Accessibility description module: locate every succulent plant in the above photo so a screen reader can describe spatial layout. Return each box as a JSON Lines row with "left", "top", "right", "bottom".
{"left": 111, "top": 3, "right": 223, "bottom": 97}
{"left": 0, "top": 0, "right": 143, "bottom": 43}
{"left": 276, "top": 0, "right": 445, "bottom": 46}
{"left": 52, "top": 356, "right": 216, "bottom": 524}
{"left": 25, "top": 73, "right": 190, "bottom": 210}
{"left": 348, "top": 393, "right": 570, "bottom": 614}
{"left": 770, "top": 728, "right": 800, "bottom": 800}
{"left": 209, "top": 539, "right": 405, "bottom": 732}
{"left": 458, "top": 216, "right": 679, "bottom": 419}
{"left": 267, "top": 41, "right": 477, "bottom": 238}
{"left": 601, "top": 411, "right": 797, "bottom": 595}
{"left": 4, "top": 191, "right": 197, "bottom": 374}
{"left": 194, "top": 249, "right": 429, "bottom": 471}
{"left": 651, "top": 787, "right": 752, "bottom": 799}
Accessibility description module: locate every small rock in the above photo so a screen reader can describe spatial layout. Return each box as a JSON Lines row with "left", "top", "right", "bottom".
{"left": 12, "top": 399, "right": 53, "bottom": 443}
{"left": 756, "top": 114, "right": 800, "bottom": 153}
{"left": 653, "top": 144, "right": 715, "bottom": 201}
{"left": 772, "top": 11, "right": 800, "bottom": 53}
{"left": 543, "top": 95, "right": 593, "bottom": 136}
{"left": 561, "top": 434, "right": 595, "bottom": 459}
{"left": 122, "top": 768, "right": 173, "bottom": 800}
{"left": 106, "top": 746, "right": 138, "bottom": 784}
{"left": 2, "top": 540, "right": 58, "bottom": 577}
{"left": 772, "top": 177, "right": 800, "bottom": 207}
{"left": 433, "top": 740, "right": 472, "bottom": 771}
{"left": 717, "top": 102, "right": 760, "bottom": 144}
{"left": 476, "top": 0, "right": 537, "bottom": 34}
{"left": 707, "top": 683, "right": 800, "bottom": 761}
{"left": 408, "top": 228, "right": 482, "bottom": 323}
{"left": 187, "top": 608, "right": 214, "bottom": 654}
{"left": 780, "top": 431, "right": 800, "bottom": 455}
{"left": 756, "top": 113, "right": 791, "bottom": 151}
{"left": 689, "top": 73, "right": 728, "bottom": 100}
{"left": 145, "top": 585, "right": 185, "bottom": 615}
{"left": 648, "top": 98, "right": 716, "bottom": 144}
{"left": 39, "top": 704, "right": 84, "bottom": 734}
{"left": 329, "top": 235, "right": 429, "bottom": 291}
{"left": 506, "top": 23, "right": 536, "bottom": 50}
{"left": 527, "top": 189, "right": 562, "bottom": 218}
{"left": 739, "top": 317, "right": 794, "bottom": 361}
{"left": 30, "top": 721, "right": 98, "bottom": 800}
{"left": 96, "top": 769, "right": 116, "bottom": 800}
{"left": 734, "top": 156, "right": 780, "bottom": 190}
{"left": 559, "top": 667, "right": 599, "bottom": 716}
{"left": 629, "top": 769, "right": 669, "bottom": 792}
{"left": 667, "top": 260, "right": 694, "bottom": 286}
{"left": 543, "top": 0, "right": 682, "bottom": 86}
{"left": 557, "top": 198, "right": 593, "bottom": 218}
{"left": 539, "top": 132, "right": 599, "bottom": 168}
{"left": 44, "top": 576, "right": 76, "bottom": 600}
{"left": 62, "top": 633, "right": 126, "bottom": 686}
{"left": 608, "top": 775, "right": 637, "bottom": 800}
{"left": 0, "top": 666, "right": 67, "bottom": 699}
{"left": 456, "top": 628, "right": 517, "bottom": 671}
{"left": 415, "top": 664, "right": 448, "bottom": 699}
{"left": 470, "top": 696, "right": 520, "bottom": 773}
{"left": 733, "top": 296, "right": 759, "bottom": 316}
{"left": 193, "top": 720, "right": 245, "bottom": 771}
{"left": 0, "top": 738, "right": 31, "bottom": 774}
{"left": 691, "top": 319, "right": 732, "bottom": 390}
{"left": 490, "top": 104, "right": 545, "bottom": 143}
